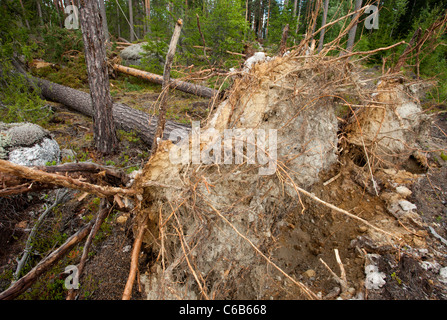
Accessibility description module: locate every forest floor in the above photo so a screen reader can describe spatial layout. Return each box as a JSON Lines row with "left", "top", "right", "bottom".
{"left": 1, "top": 63, "right": 447, "bottom": 300}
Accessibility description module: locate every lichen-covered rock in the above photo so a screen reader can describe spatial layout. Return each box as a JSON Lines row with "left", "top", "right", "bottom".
{"left": 120, "top": 42, "right": 165, "bottom": 68}
{"left": 0, "top": 122, "right": 60, "bottom": 166}
{"left": 120, "top": 42, "right": 147, "bottom": 66}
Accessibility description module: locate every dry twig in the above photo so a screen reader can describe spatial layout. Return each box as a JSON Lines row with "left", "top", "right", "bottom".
{"left": 67, "top": 199, "right": 112, "bottom": 300}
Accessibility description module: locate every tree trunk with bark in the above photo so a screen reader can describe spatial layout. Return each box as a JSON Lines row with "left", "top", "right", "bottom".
{"left": 33, "top": 77, "right": 190, "bottom": 147}
{"left": 295, "top": 0, "right": 302, "bottom": 35}
{"left": 317, "top": 0, "right": 330, "bottom": 52}
{"left": 129, "top": 0, "right": 135, "bottom": 42}
{"left": 79, "top": 0, "right": 118, "bottom": 154}
{"left": 99, "top": 0, "right": 110, "bottom": 43}
{"left": 145, "top": 0, "right": 151, "bottom": 35}
{"left": 37, "top": 0, "right": 44, "bottom": 25}
{"left": 343, "top": 0, "right": 363, "bottom": 55}
{"left": 279, "top": 24, "right": 289, "bottom": 55}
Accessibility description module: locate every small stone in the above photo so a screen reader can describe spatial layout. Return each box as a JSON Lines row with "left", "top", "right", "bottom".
{"left": 365, "top": 265, "right": 386, "bottom": 290}
{"left": 116, "top": 215, "right": 128, "bottom": 224}
{"left": 303, "top": 269, "right": 316, "bottom": 278}
{"left": 439, "top": 267, "right": 447, "bottom": 284}
{"left": 398, "top": 200, "right": 417, "bottom": 212}
{"left": 396, "top": 186, "right": 412, "bottom": 198}
{"left": 358, "top": 226, "right": 368, "bottom": 233}
{"left": 122, "top": 245, "right": 132, "bottom": 253}
{"left": 16, "top": 221, "right": 27, "bottom": 229}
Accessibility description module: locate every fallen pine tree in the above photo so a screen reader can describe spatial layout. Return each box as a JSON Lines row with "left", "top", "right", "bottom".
{"left": 112, "top": 64, "right": 220, "bottom": 99}
{"left": 31, "top": 76, "right": 191, "bottom": 146}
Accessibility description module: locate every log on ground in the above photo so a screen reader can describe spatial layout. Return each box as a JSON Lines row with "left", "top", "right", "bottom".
{"left": 112, "top": 64, "right": 219, "bottom": 99}
{"left": 33, "top": 77, "right": 191, "bottom": 146}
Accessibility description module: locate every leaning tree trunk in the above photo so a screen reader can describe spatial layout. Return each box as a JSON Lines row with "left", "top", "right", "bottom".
{"left": 79, "top": 0, "right": 118, "bottom": 154}
{"left": 33, "top": 77, "right": 190, "bottom": 146}
{"left": 152, "top": 19, "right": 183, "bottom": 153}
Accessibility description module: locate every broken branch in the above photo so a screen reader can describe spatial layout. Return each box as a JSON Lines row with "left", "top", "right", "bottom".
{"left": 0, "top": 220, "right": 95, "bottom": 300}
{"left": 67, "top": 199, "right": 111, "bottom": 300}
{"left": 13, "top": 189, "right": 70, "bottom": 281}
{"left": 152, "top": 19, "right": 183, "bottom": 154}
{"left": 0, "top": 160, "right": 136, "bottom": 199}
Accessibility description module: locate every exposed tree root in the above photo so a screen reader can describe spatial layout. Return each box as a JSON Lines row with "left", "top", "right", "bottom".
{"left": 122, "top": 215, "right": 148, "bottom": 300}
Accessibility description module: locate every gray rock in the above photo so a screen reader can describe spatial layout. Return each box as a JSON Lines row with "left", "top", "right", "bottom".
{"left": 1, "top": 122, "right": 60, "bottom": 166}
{"left": 120, "top": 42, "right": 147, "bottom": 66}
{"left": 5, "top": 123, "right": 49, "bottom": 147}
{"left": 398, "top": 200, "right": 417, "bottom": 212}
{"left": 8, "top": 138, "right": 60, "bottom": 166}
{"left": 439, "top": 267, "right": 447, "bottom": 284}
{"left": 120, "top": 41, "right": 165, "bottom": 68}
{"left": 61, "top": 148, "right": 77, "bottom": 161}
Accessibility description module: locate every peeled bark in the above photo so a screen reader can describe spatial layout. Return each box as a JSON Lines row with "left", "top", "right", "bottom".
{"left": 33, "top": 77, "right": 190, "bottom": 147}
{"left": 152, "top": 19, "right": 183, "bottom": 153}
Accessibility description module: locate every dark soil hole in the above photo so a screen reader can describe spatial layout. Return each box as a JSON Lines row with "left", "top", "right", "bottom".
{"left": 349, "top": 146, "right": 367, "bottom": 167}
{"left": 402, "top": 155, "right": 428, "bottom": 174}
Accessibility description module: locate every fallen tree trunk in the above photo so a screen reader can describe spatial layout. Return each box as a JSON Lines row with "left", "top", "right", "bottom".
{"left": 33, "top": 77, "right": 190, "bottom": 146}
{"left": 112, "top": 64, "right": 219, "bottom": 99}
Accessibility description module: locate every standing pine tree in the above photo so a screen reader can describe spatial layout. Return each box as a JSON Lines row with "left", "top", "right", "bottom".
{"left": 79, "top": 0, "right": 118, "bottom": 154}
